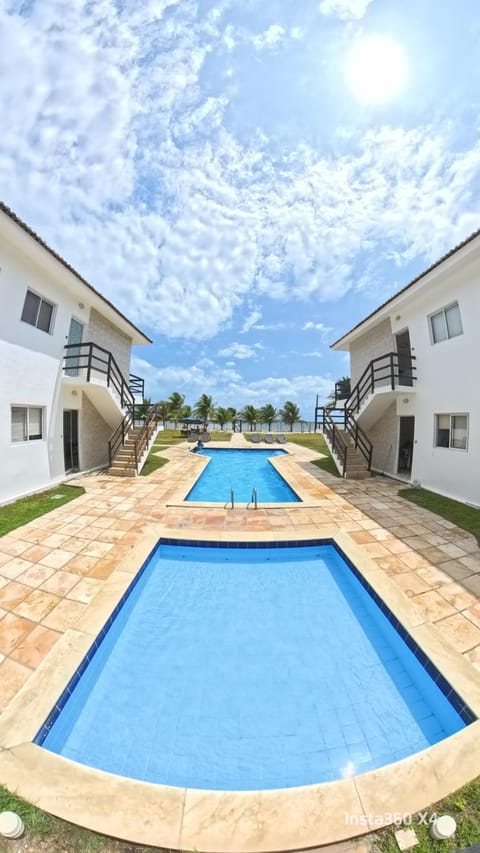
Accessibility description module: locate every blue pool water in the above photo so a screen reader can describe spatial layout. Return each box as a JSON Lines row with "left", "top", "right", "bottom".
{"left": 38, "top": 541, "right": 470, "bottom": 790}
{"left": 185, "top": 448, "right": 300, "bottom": 502}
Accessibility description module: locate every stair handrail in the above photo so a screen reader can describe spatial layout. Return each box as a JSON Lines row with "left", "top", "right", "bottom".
{"left": 108, "top": 404, "right": 157, "bottom": 472}
{"left": 344, "top": 410, "right": 373, "bottom": 470}
{"left": 345, "top": 351, "right": 416, "bottom": 414}
{"left": 248, "top": 487, "right": 258, "bottom": 510}
{"left": 224, "top": 487, "right": 235, "bottom": 509}
{"left": 64, "top": 341, "right": 135, "bottom": 410}
{"left": 129, "top": 373, "right": 145, "bottom": 399}
{"left": 322, "top": 408, "right": 348, "bottom": 477}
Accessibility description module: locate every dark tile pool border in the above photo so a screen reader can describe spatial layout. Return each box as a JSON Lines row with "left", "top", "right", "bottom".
{"left": 34, "top": 537, "right": 476, "bottom": 745}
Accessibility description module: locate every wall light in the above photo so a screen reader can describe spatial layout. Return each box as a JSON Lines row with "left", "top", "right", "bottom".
{"left": 78, "top": 302, "right": 84, "bottom": 309}
{"left": 395, "top": 314, "right": 401, "bottom": 321}
{"left": 402, "top": 398, "right": 409, "bottom": 404}
{"left": 72, "top": 390, "right": 78, "bottom": 397}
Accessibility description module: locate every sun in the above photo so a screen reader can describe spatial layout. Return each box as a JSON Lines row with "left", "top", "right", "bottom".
{"left": 347, "top": 35, "right": 407, "bottom": 104}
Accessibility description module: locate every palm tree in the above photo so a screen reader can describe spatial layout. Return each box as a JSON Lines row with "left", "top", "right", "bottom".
{"left": 227, "top": 407, "right": 237, "bottom": 430}
{"left": 280, "top": 401, "right": 301, "bottom": 432}
{"left": 168, "top": 391, "right": 185, "bottom": 428}
{"left": 259, "top": 404, "right": 278, "bottom": 430}
{"left": 136, "top": 397, "right": 152, "bottom": 421}
{"left": 240, "top": 404, "right": 260, "bottom": 431}
{"left": 194, "top": 393, "right": 214, "bottom": 423}
{"left": 155, "top": 400, "right": 170, "bottom": 427}
{"left": 181, "top": 403, "right": 192, "bottom": 419}
{"left": 214, "top": 406, "right": 230, "bottom": 430}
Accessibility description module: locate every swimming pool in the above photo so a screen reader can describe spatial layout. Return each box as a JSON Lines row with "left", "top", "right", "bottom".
{"left": 36, "top": 540, "right": 472, "bottom": 791}
{"left": 186, "top": 448, "right": 300, "bottom": 503}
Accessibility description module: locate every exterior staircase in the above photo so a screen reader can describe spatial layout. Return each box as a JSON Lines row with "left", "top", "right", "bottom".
{"left": 108, "top": 405, "right": 158, "bottom": 477}
{"left": 315, "top": 350, "right": 417, "bottom": 479}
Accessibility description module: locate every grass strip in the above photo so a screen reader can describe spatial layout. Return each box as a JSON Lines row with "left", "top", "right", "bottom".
{"left": 399, "top": 487, "right": 480, "bottom": 544}
{"left": 0, "top": 484, "right": 85, "bottom": 538}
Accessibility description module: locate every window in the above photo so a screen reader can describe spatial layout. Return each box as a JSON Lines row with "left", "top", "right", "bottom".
{"left": 21, "top": 290, "right": 55, "bottom": 333}
{"left": 429, "top": 302, "right": 463, "bottom": 343}
{"left": 11, "top": 406, "right": 44, "bottom": 443}
{"left": 435, "top": 414, "right": 468, "bottom": 450}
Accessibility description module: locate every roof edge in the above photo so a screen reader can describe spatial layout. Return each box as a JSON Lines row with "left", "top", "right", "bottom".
{"left": 0, "top": 202, "right": 152, "bottom": 345}
{"left": 331, "top": 226, "right": 480, "bottom": 350}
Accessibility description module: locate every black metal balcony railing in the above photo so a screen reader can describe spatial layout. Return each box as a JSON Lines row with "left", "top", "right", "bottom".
{"left": 63, "top": 341, "right": 135, "bottom": 410}
{"left": 129, "top": 373, "right": 144, "bottom": 399}
{"left": 345, "top": 351, "right": 417, "bottom": 415}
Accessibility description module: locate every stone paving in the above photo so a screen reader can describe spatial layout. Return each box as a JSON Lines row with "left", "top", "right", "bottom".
{"left": 1, "top": 434, "right": 480, "bottom": 718}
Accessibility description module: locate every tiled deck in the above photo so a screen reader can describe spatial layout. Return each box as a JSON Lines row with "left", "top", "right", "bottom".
{"left": 1, "top": 435, "right": 480, "bottom": 851}
{"left": 1, "top": 437, "right": 480, "bottom": 712}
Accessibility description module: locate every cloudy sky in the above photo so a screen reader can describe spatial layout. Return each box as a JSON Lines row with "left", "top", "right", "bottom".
{"left": 2, "top": 0, "right": 480, "bottom": 419}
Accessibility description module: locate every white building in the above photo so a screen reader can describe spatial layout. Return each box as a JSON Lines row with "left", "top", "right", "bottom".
{"left": 0, "top": 202, "right": 152, "bottom": 505}
{"left": 327, "top": 228, "right": 480, "bottom": 506}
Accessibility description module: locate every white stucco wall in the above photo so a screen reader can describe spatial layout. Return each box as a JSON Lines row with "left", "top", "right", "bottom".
{"left": 87, "top": 308, "right": 132, "bottom": 382}
{"left": 0, "top": 225, "right": 136, "bottom": 504}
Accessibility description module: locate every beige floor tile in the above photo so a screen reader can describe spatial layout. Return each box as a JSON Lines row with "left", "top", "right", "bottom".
{"left": 41, "top": 571, "right": 82, "bottom": 596}
{"left": 67, "top": 577, "right": 103, "bottom": 604}
{"left": 0, "top": 581, "right": 31, "bottom": 610}
{"left": 79, "top": 541, "right": 115, "bottom": 558}
{"left": 15, "top": 563, "right": 56, "bottom": 588}
{"left": 20, "top": 544, "right": 54, "bottom": 563}
{"left": 438, "top": 583, "right": 478, "bottom": 611}
{"left": 10, "top": 624, "right": 61, "bottom": 669}
{"left": 0, "top": 612, "right": 35, "bottom": 655}
{"left": 15, "top": 589, "right": 61, "bottom": 622}
{"left": 0, "top": 538, "right": 31, "bottom": 557}
{"left": 0, "top": 657, "right": 33, "bottom": 711}
{"left": 463, "top": 603, "right": 480, "bottom": 630}
{"left": 1, "top": 557, "right": 35, "bottom": 580}
{"left": 40, "top": 532, "right": 72, "bottom": 548}
{"left": 411, "top": 590, "right": 457, "bottom": 622}
{"left": 435, "top": 613, "right": 480, "bottom": 653}
{"left": 63, "top": 554, "right": 101, "bottom": 576}
{"left": 393, "top": 572, "right": 431, "bottom": 597}
{"left": 39, "top": 549, "right": 77, "bottom": 570}
{"left": 42, "top": 598, "right": 88, "bottom": 631}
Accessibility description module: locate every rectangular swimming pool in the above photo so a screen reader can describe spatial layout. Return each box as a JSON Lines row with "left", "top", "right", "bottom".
{"left": 186, "top": 448, "right": 300, "bottom": 502}
{"left": 36, "top": 540, "right": 473, "bottom": 791}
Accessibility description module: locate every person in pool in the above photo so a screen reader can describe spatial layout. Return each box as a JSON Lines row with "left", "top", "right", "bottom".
{"left": 190, "top": 439, "right": 204, "bottom": 453}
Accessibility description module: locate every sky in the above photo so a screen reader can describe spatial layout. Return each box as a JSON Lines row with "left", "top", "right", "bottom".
{"left": 2, "top": 0, "right": 480, "bottom": 420}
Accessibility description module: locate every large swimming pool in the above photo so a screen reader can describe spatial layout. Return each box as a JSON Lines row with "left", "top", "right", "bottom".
{"left": 186, "top": 448, "right": 300, "bottom": 503}
{"left": 37, "top": 540, "right": 471, "bottom": 790}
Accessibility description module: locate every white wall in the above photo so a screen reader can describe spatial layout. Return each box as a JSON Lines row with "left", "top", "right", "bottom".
{"left": 388, "top": 252, "right": 480, "bottom": 505}
{"left": 0, "top": 226, "right": 134, "bottom": 503}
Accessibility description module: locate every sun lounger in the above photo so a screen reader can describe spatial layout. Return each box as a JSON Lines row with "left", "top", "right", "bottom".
{"left": 200, "top": 432, "right": 211, "bottom": 442}
{"left": 251, "top": 433, "right": 262, "bottom": 443}
{"left": 264, "top": 433, "right": 274, "bottom": 443}
{"left": 277, "top": 434, "right": 287, "bottom": 444}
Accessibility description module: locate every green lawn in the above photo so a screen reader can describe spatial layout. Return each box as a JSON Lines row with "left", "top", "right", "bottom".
{"left": 374, "top": 777, "right": 480, "bottom": 853}
{"left": 0, "top": 484, "right": 85, "bottom": 538}
{"left": 399, "top": 487, "right": 480, "bottom": 544}
{"left": 140, "top": 447, "right": 170, "bottom": 476}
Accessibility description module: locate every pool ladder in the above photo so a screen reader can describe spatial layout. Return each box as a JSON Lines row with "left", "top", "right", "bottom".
{"left": 247, "top": 487, "right": 258, "bottom": 510}
{"left": 224, "top": 487, "right": 235, "bottom": 509}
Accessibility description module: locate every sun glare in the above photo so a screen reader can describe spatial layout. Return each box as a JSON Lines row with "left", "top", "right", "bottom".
{"left": 347, "top": 35, "right": 407, "bottom": 104}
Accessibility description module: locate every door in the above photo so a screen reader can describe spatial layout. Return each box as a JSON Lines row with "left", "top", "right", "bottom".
{"left": 398, "top": 416, "right": 414, "bottom": 474}
{"left": 63, "top": 410, "right": 79, "bottom": 472}
{"left": 65, "top": 318, "right": 84, "bottom": 377}
{"left": 395, "top": 330, "right": 413, "bottom": 386}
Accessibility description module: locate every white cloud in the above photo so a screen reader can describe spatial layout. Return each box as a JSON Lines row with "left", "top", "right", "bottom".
{"left": 1, "top": 2, "right": 480, "bottom": 345}
{"left": 318, "top": 0, "right": 374, "bottom": 20}
{"left": 304, "top": 351, "right": 324, "bottom": 358}
{"left": 132, "top": 356, "right": 333, "bottom": 414}
{"left": 303, "top": 321, "right": 333, "bottom": 332}
{"left": 218, "top": 342, "right": 263, "bottom": 359}
{"left": 241, "top": 309, "right": 262, "bottom": 333}
{"left": 252, "top": 24, "right": 286, "bottom": 50}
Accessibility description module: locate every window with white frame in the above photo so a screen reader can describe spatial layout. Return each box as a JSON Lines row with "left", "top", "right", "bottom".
{"left": 435, "top": 414, "right": 468, "bottom": 450}
{"left": 11, "top": 406, "right": 44, "bottom": 443}
{"left": 21, "top": 289, "right": 55, "bottom": 333}
{"left": 429, "top": 302, "right": 463, "bottom": 343}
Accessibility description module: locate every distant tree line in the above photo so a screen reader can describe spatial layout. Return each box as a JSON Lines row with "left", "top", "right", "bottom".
{"left": 152, "top": 393, "right": 303, "bottom": 432}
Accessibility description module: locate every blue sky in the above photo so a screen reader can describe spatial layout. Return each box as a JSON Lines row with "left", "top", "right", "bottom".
{"left": 2, "top": 0, "right": 480, "bottom": 419}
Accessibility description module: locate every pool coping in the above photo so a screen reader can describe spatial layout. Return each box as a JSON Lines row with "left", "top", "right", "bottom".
{"left": 1, "top": 526, "right": 480, "bottom": 852}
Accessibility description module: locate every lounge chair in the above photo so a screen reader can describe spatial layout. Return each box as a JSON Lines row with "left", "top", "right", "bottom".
{"left": 264, "top": 433, "right": 274, "bottom": 444}
{"left": 277, "top": 434, "right": 287, "bottom": 444}
{"left": 187, "top": 431, "right": 197, "bottom": 442}
{"left": 251, "top": 432, "right": 262, "bottom": 443}
{"left": 200, "top": 432, "right": 211, "bottom": 442}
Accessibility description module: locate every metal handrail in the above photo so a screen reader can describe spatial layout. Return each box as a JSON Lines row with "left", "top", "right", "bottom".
{"left": 322, "top": 408, "right": 349, "bottom": 476}
{"left": 224, "top": 487, "right": 234, "bottom": 509}
{"left": 108, "top": 404, "right": 157, "bottom": 472}
{"left": 129, "top": 373, "right": 145, "bottom": 399}
{"left": 249, "top": 487, "right": 258, "bottom": 510}
{"left": 345, "top": 351, "right": 417, "bottom": 414}
{"left": 64, "top": 341, "right": 135, "bottom": 410}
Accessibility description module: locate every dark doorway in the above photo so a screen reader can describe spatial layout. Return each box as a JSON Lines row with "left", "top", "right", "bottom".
{"left": 395, "top": 330, "right": 413, "bottom": 386}
{"left": 63, "top": 410, "right": 79, "bottom": 473}
{"left": 398, "top": 416, "right": 414, "bottom": 474}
